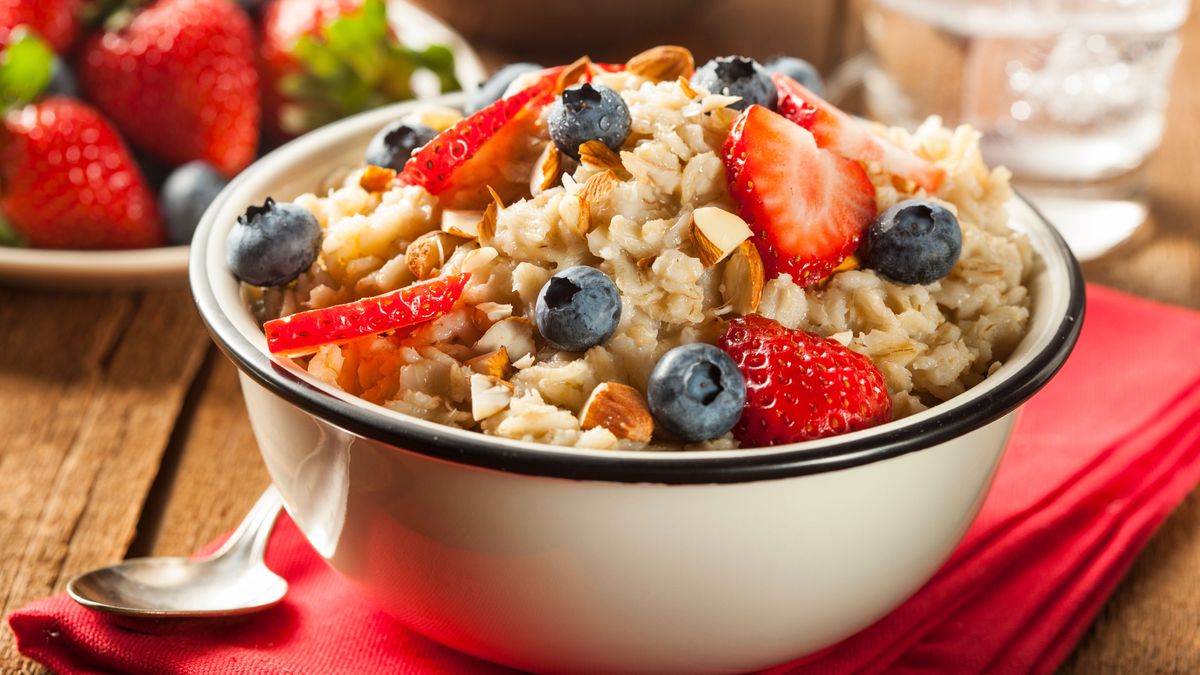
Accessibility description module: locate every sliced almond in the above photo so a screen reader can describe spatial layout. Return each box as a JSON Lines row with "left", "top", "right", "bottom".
{"left": 405, "top": 231, "right": 462, "bottom": 280}
{"left": 626, "top": 45, "right": 694, "bottom": 82}
{"left": 559, "top": 193, "right": 589, "bottom": 235}
{"left": 466, "top": 347, "right": 513, "bottom": 379}
{"left": 691, "top": 207, "right": 753, "bottom": 268}
{"left": 677, "top": 75, "right": 700, "bottom": 99}
{"left": 555, "top": 56, "right": 592, "bottom": 93}
{"left": 578, "top": 140, "right": 631, "bottom": 180}
{"left": 475, "top": 301, "right": 514, "bottom": 323}
{"left": 578, "top": 170, "right": 619, "bottom": 232}
{"left": 722, "top": 241, "right": 765, "bottom": 315}
{"left": 442, "top": 209, "right": 484, "bottom": 239}
{"left": 579, "top": 382, "right": 654, "bottom": 443}
{"left": 473, "top": 316, "right": 535, "bottom": 361}
{"left": 530, "top": 143, "right": 563, "bottom": 196}
{"left": 359, "top": 165, "right": 396, "bottom": 192}
{"left": 470, "top": 373, "right": 514, "bottom": 421}
{"left": 478, "top": 186, "right": 503, "bottom": 242}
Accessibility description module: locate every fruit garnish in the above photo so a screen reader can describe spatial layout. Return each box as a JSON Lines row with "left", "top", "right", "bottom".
{"left": 399, "top": 72, "right": 559, "bottom": 209}
{"left": 260, "top": 0, "right": 458, "bottom": 141}
{"left": 774, "top": 73, "right": 946, "bottom": 193}
{"left": 78, "top": 0, "right": 259, "bottom": 175}
{"left": 264, "top": 273, "right": 470, "bottom": 356}
{"left": 534, "top": 266, "right": 621, "bottom": 352}
{"left": 646, "top": 343, "right": 746, "bottom": 443}
{"left": 722, "top": 104, "right": 877, "bottom": 286}
{"left": 860, "top": 198, "right": 962, "bottom": 285}
{"left": 226, "top": 198, "right": 321, "bottom": 287}
{"left": 691, "top": 56, "right": 775, "bottom": 111}
{"left": 0, "top": 28, "right": 164, "bottom": 250}
{"left": 548, "top": 83, "right": 631, "bottom": 160}
{"left": 161, "top": 161, "right": 228, "bottom": 245}
{"left": 718, "top": 314, "right": 891, "bottom": 446}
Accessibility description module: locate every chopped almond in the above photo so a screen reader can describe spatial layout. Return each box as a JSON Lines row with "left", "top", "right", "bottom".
{"left": 722, "top": 241, "right": 765, "bottom": 314}
{"left": 473, "top": 316, "right": 535, "bottom": 361}
{"left": 442, "top": 210, "right": 484, "bottom": 239}
{"left": 691, "top": 207, "right": 753, "bottom": 267}
{"left": 466, "top": 347, "right": 513, "bottom": 379}
{"left": 359, "top": 165, "right": 396, "bottom": 192}
{"left": 470, "top": 374, "right": 514, "bottom": 421}
{"left": 580, "top": 382, "right": 654, "bottom": 443}
{"left": 405, "top": 231, "right": 462, "bottom": 280}
{"left": 626, "top": 45, "right": 695, "bottom": 82}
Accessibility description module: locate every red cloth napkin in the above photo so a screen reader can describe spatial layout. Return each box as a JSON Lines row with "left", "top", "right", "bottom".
{"left": 11, "top": 284, "right": 1200, "bottom": 675}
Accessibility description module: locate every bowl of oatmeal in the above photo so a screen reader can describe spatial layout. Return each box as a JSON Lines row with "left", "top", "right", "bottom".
{"left": 190, "top": 48, "right": 1083, "bottom": 674}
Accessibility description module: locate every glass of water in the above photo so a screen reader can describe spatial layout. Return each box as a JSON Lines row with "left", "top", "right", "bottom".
{"left": 862, "top": 0, "right": 1190, "bottom": 259}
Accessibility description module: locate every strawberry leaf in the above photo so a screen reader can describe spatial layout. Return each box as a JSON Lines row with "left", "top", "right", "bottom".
{"left": 0, "top": 28, "right": 53, "bottom": 112}
{"left": 279, "top": 0, "right": 460, "bottom": 136}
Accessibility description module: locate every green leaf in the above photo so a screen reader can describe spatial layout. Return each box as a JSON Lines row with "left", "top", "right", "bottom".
{"left": 0, "top": 28, "right": 54, "bottom": 112}
{"left": 279, "top": 0, "right": 461, "bottom": 136}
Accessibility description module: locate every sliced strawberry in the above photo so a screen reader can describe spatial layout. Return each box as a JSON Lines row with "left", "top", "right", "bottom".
{"left": 723, "top": 104, "right": 877, "bottom": 286}
{"left": 399, "top": 61, "right": 590, "bottom": 209}
{"left": 774, "top": 74, "right": 945, "bottom": 193}
{"left": 265, "top": 273, "right": 469, "bottom": 356}
{"left": 719, "top": 314, "right": 892, "bottom": 446}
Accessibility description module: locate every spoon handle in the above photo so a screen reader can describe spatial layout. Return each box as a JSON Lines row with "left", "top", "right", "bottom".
{"left": 210, "top": 486, "right": 284, "bottom": 563}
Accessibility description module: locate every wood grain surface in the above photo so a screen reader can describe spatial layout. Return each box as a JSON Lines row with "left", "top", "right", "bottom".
{"left": 1, "top": 1, "right": 1198, "bottom": 672}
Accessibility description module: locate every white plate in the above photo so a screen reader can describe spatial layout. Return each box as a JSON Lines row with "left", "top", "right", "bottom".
{"left": 0, "top": 0, "right": 485, "bottom": 291}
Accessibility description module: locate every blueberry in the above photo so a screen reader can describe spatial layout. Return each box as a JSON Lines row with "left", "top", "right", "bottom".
{"left": 763, "top": 55, "right": 824, "bottom": 97}
{"left": 465, "top": 62, "right": 543, "bottom": 115}
{"left": 548, "top": 83, "right": 631, "bottom": 160}
{"left": 535, "top": 266, "right": 622, "bottom": 352}
{"left": 226, "top": 198, "right": 322, "bottom": 287}
{"left": 45, "top": 57, "right": 78, "bottom": 99}
{"left": 690, "top": 56, "right": 776, "bottom": 112}
{"left": 364, "top": 121, "right": 436, "bottom": 171}
{"left": 647, "top": 344, "right": 746, "bottom": 443}
{"left": 161, "top": 161, "right": 229, "bottom": 245}
{"left": 860, "top": 199, "right": 962, "bottom": 285}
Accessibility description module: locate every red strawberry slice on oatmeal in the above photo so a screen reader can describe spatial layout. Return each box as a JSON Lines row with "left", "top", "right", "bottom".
{"left": 722, "top": 104, "right": 877, "bottom": 286}
{"left": 400, "top": 62, "right": 589, "bottom": 209}
{"left": 264, "top": 273, "right": 470, "bottom": 356}
{"left": 774, "top": 73, "right": 945, "bottom": 193}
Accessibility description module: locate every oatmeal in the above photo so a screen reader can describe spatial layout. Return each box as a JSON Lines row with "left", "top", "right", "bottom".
{"left": 232, "top": 47, "right": 1033, "bottom": 451}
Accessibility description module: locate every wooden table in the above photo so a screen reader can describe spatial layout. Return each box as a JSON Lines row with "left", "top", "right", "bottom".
{"left": 2, "top": 1, "right": 1199, "bottom": 672}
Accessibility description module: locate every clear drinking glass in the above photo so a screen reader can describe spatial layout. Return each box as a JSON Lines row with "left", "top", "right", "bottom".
{"left": 862, "top": 0, "right": 1190, "bottom": 259}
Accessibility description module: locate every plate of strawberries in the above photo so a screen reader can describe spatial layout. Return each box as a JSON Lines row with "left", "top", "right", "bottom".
{"left": 0, "top": 0, "right": 483, "bottom": 288}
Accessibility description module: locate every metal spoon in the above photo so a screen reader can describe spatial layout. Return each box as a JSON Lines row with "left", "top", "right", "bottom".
{"left": 67, "top": 486, "right": 287, "bottom": 618}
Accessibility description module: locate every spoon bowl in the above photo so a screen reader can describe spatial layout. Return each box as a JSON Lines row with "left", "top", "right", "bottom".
{"left": 67, "top": 487, "right": 286, "bottom": 618}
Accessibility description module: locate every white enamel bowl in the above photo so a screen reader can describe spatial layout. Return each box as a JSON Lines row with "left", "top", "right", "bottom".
{"left": 190, "top": 93, "right": 1084, "bottom": 674}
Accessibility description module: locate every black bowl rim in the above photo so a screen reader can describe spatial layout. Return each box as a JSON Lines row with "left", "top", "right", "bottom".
{"left": 190, "top": 123, "right": 1085, "bottom": 486}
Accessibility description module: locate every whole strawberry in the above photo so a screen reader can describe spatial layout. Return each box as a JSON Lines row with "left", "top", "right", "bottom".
{"left": 718, "top": 314, "right": 891, "bottom": 446}
{"left": 0, "top": 0, "right": 82, "bottom": 54}
{"left": 260, "top": 0, "right": 458, "bottom": 142}
{"left": 78, "top": 0, "right": 259, "bottom": 175}
{"left": 1, "top": 97, "right": 164, "bottom": 248}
